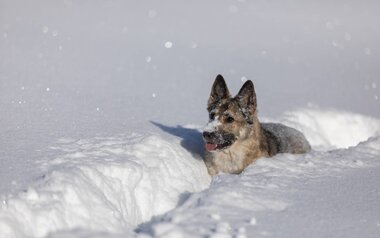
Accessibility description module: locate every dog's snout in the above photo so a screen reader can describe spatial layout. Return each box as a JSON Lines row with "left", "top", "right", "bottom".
{"left": 203, "top": 131, "right": 214, "bottom": 140}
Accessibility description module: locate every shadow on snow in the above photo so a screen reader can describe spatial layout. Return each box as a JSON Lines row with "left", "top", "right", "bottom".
{"left": 150, "top": 121, "right": 204, "bottom": 160}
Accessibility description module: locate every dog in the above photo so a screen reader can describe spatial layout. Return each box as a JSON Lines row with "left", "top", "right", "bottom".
{"left": 203, "top": 75, "right": 311, "bottom": 176}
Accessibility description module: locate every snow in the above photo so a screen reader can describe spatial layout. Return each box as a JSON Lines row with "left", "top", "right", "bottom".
{"left": 203, "top": 116, "right": 221, "bottom": 133}
{"left": 0, "top": 134, "right": 210, "bottom": 237}
{"left": 272, "top": 107, "right": 380, "bottom": 150}
{"left": 140, "top": 135, "right": 380, "bottom": 238}
{"left": 164, "top": 42, "right": 173, "bottom": 49}
{"left": 1, "top": 0, "right": 380, "bottom": 238}
{"left": 1, "top": 108, "right": 380, "bottom": 237}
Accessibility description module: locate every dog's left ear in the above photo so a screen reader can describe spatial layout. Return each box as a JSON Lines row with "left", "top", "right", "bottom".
{"left": 236, "top": 80, "right": 257, "bottom": 123}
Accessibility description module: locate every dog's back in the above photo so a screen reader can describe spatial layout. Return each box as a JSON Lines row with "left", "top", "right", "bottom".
{"left": 261, "top": 123, "right": 311, "bottom": 156}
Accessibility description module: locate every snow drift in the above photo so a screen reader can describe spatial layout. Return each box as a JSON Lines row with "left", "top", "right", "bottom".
{"left": 267, "top": 106, "right": 380, "bottom": 150}
{"left": 284, "top": 108, "right": 380, "bottom": 149}
{"left": 143, "top": 136, "right": 380, "bottom": 238}
{"left": 0, "top": 135, "right": 211, "bottom": 237}
{"left": 0, "top": 107, "right": 380, "bottom": 238}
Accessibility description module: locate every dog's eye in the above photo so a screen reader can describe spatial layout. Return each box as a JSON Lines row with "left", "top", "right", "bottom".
{"left": 226, "top": 116, "right": 234, "bottom": 123}
{"left": 209, "top": 113, "right": 216, "bottom": 120}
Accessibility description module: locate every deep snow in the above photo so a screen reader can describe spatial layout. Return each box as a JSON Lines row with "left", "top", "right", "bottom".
{"left": 0, "top": 134, "right": 210, "bottom": 237}
{"left": 1, "top": 108, "right": 380, "bottom": 237}
{"left": 141, "top": 136, "right": 380, "bottom": 238}
{"left": 1, "top": 0, "right": 380, "bottom": 238}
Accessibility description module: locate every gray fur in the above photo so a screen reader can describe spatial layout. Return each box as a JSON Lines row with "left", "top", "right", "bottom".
{"left": 261, "top": 123, "right": 311, "bottom": 156}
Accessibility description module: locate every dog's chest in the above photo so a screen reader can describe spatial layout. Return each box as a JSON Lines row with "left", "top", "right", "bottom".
{"left": 209, "top": 148, "right": 247, "bottom": 174}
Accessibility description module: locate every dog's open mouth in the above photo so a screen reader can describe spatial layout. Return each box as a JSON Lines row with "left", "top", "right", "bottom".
{"left": 205, "top": 143, "right": 218, "bottom": 151}
{"left": 203, "top": 131, "right": 236, "bottom": 152}
{"left": 205, "top": 141, "right": 233, "bottom": 152}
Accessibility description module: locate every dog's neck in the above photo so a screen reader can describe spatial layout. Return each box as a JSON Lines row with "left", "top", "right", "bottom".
{"left": 205, "top": 120, "right": 269, "bottom": 175}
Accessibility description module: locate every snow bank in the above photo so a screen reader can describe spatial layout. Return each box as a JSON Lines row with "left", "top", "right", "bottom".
{"left": 1, "top": 108, "right": 380, "bottom": 238}
{"left": 265, "top": 107, "right": 380, "bottom": 150}
{"left": 143, "top": 136, "right": 380, "bottom": 237}
{"left": 0, "top": 134, "right": 211, "bottom": 237}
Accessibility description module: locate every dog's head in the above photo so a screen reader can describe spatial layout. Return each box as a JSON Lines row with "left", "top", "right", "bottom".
{"left": 203, "top": 74, "right": 258, "bottom": 152}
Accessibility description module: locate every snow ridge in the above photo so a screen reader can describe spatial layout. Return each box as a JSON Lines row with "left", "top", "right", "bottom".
{"left": 274, "top": 107, "right": 380, "bottom": 150}
{"left": 1, "top": 108, "right": 380, "bottom": 238}
{"left": 142, "top": 136, "right": 380, "bottom": 237}
{"left": 0, "top": 134, "right": 211, "bottom": 237}
{"left": 204, "top": 106, "right": 380, "bottom": 151}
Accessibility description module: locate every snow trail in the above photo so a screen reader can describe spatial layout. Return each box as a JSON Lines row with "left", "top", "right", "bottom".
{"left": 142, "top": 136, "right": 380, "bottom": 237}
{"left": 0, "top": 108, "right": 380, "bottom": 237}
{"left": 266, "top": 107, "right": 380, "bottom": 150}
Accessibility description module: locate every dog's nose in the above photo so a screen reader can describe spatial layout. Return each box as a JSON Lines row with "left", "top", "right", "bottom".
{"left": 203, "top": 131, "right": 214, "bottom": 140}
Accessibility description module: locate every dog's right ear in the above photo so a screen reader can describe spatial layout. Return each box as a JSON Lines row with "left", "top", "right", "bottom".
{"left": 208, "top": 74, "right": 230, "bottom": 111}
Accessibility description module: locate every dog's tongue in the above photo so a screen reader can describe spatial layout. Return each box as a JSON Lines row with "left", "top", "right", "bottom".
{"left": 205, "top": 143, "right": 218, "bottom": 151}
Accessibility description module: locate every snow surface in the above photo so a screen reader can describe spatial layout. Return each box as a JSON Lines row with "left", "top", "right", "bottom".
{"left": 141, "top": 136, "right": 380, "bottom": 238}
{"left": 1, "top": 108, "right": 380, "bottom": 238}
{"left": 0, "top": 134, "right": 210, "bottom": 237}
{"left": 264, "top": 106, "right": 380, "bottom": 150}
{"left": 1, "top": 1, "right": 380, "bottom": 238}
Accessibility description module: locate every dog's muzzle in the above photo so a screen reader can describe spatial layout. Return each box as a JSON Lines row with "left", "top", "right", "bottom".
{"left": 203, "top": 131, "right": 236, "bottom": 152}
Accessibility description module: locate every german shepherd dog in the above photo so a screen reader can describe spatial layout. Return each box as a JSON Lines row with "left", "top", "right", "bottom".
{"left": 203, "top": 75, "right": 311, "bottom": 176}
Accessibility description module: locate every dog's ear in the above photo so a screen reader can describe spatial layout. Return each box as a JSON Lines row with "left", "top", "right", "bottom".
{"left": 236, "top": 80, "right": 257, "bottom": 123}
{"left": 208, "top": 75, "right": 230, "bottom": 110}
